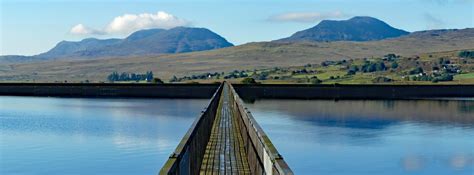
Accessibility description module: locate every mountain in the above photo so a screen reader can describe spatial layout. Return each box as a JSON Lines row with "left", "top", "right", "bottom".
{"left": 2, "top": 28, "right": 473, "bottom": 82}
{"left": 16, "top": 27, "right": 233, "bottom": 61}
{"left": 278, "top": 16, "right": 409, "bottom": 42}
{"left": 37, "top": 38, "right": 122, "bottom": 58}
{"left": 124, "top": 28, "right": 166, "bottom": 41}
{"left": 102, "top": 27, "right": 234, "bottom": 56}
{"left": 0, "top": 55, "right": 40, "bottom": 63}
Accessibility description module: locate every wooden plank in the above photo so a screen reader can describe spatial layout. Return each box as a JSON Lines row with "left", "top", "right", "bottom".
{"left": 200, "top": 88, "right": 224, "bottom": 175}
{"left": 213, "top": 93, "right": 224, "bottom": 175}
{"left": 200, "top": 84, "right": 251, "bottom": 175}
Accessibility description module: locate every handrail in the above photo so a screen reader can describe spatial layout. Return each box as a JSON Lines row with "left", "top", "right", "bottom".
{"left": 228, "top": 83, "right": 293, "bottom": 175}
{"left": 159, "top": 83, "right": 224, "bottom": 175}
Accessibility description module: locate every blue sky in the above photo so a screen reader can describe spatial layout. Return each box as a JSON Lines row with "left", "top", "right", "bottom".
{"left": 1, "top": 0, "right": 473, "bottom": 55}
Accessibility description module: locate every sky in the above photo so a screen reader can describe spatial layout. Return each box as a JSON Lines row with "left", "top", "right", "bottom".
{"left": 0, "top": 0, "right": 473, "bottom": 56}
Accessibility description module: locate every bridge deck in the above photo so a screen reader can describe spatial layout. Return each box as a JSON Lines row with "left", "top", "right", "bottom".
{"left": 200, "top": 84, "right": 251, "bottom": 175}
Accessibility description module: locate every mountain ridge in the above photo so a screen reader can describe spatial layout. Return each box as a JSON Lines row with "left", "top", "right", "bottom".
{"left": 2, "top": 27, "right": 234, "bottom": 62}
{"left": 277, "top": 16, "right": 409, "bottom": 42}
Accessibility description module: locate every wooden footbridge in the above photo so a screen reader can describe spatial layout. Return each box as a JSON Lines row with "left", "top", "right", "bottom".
{"left": 160, "top": 82, "right": 293, "bottom": 175}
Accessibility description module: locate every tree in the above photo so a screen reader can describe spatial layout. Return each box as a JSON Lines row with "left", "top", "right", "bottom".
{"left": 310, "top": 76, "right": 322, "bottom": 84}
{"left": 347, "top": 65, "right": 359, "bottom": 75}
{"left": 255, "top": 72, "right": 269, "bottom": 80}
{"left": 432, "top": 74, "right": 454, "bottom": 82}
{"left": 321, "top": 61, "right": 329, "bottom": 67}
{"left": 241, "top": 77, "right": 257, "bottom": 84}
{"left": 459, "top": 50, "right": 474, "bottom": 58}
{"left": 391, "top": 62, "right": 399, "bottom": 69}
{"left": 367, "top": 63, "right": 377, "bottom": 72}
{"left": 120, "top": 72, "right": 129, "bottom": 81}
{"left": 409, "top": 67, "right": 423, "bottom": 75}
{"left": 170, "top": 76, "right": 178, "bottom": 82}
{"left": 146, "top": 71, "right": 154, "bottom": 82}
{"left": 152, "top": 77, "right": 164, "bottom": 84}
{"left": 107, "top": 72, "right": 119, "bottom": 82}
{"left": 376, "top": 62, "right": 386, "bottom": 71}
{"left": 107, "top": 71, "right": 154, "bottom": 82}
{"left": 346, "top": 70, "right": 355, "bottom": 75}
{"left": 372, "top": 77, "right": 392, "bottom": 83}
{"left": 384, "top": 54, "right": 398, "bottom": 61}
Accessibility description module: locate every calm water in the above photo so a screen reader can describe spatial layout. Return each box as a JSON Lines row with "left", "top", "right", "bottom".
{"left": 246, "top": 99, "right": 474, "bottom": 175}
{"left": 0, "top": 96, "right": 208, "bottom": 175}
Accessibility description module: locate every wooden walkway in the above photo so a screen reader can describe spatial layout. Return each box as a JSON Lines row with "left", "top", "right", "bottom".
{"left": 200, "top": 84, "right": 251, "bottom": 175}
{"left": 160, "top": 82, "right": 292, "bottom": 175}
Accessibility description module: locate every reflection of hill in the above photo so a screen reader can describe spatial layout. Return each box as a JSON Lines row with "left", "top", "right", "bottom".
{"left": 246, "top": 99, "right": 474, "bottom": 128}
{"left": 303, "top": 116, "right": 397, "bottom": 129}
{"left": 0, "top": 97, "right": 207, "bottom": 139}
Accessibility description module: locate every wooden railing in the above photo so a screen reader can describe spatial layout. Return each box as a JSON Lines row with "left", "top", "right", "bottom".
{"left": 160, "top": 83, "right": 223, "bottom": 175}
{"left": 228, "top": 83, "right": 293, "bottom": 175}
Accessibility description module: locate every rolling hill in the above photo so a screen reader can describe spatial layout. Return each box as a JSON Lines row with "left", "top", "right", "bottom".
{"left": 1, "top": 28, "right": 473, "bottom": 82}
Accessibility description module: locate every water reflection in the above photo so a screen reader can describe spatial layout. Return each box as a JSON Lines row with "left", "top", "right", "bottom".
{"left": 0, "top": 96, "right": 208, "bottom": 175}
{"left": 246, "top": 99, "right": 474, "bottom": 175}
{"left": 246, "top": 99, "right": 474, "bottom": 128}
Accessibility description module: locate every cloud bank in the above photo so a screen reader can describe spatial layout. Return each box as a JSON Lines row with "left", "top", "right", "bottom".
{"left": 70, "top": 11, "right": 190, "bottom": 35}
{"left": 268, "top": 11, "right": 347, "bottom": 23}
{"left": 70, "top": 24, "right": 104, "bottom": 35}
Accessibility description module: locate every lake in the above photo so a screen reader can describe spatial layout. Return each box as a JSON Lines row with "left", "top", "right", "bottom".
{"left": 1, "top": 96, "right": 473, "bottom": 175}
{"left": 245, "top": 99, "right": 474, "bottom": 175}
{"left": 0, "top": 96, "right": 208, "bottom": 174}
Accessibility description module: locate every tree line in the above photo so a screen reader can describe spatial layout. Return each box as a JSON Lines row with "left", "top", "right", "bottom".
{"left": 107, "top": 71, "right": 154, "bottom": 82}
{"left": 459, "top": 50, "right": 474, "bottom": 58}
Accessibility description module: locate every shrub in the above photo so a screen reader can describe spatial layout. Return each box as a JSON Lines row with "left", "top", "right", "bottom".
{"left": 310, "top": 76, "right": 322, "bottom": 84}
{"left": 376, "top": 62, "right": 387, "bottom": 71}
{"left": 409, "top": 67, "right": 424, "bottom": 75}
{"left": 432, "top": 74, "right": 454, "bottom": 82}
{"left": 241, "top": 77, "right": 257, "bottom": 84}
{"left": 169, "top": 76, "right": 178, "bottom": 82}
{"left": 372, "top": 77, "right": 393, "bottom": 83}
{"left": 391, "top": 62, "right": 399, "bottom": 69}
{"left": 152, "top": 78, "right": 164, "bottom": 84}
{"left": 347, "top": 70, "right": 356, "bottom": 75}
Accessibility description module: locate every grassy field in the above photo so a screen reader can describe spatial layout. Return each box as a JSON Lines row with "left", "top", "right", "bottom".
{"left": 173, "top": 50, "right": 474, "bottom": 84}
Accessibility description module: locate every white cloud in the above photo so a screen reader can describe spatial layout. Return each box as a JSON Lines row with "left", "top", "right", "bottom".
{"left": 268, "top": 11, "right": 347, "bottom": 23}
{"left": 104, "top": 11, "right": 190, "bottom": 34}
{"left": 69, "top": 11, "right": 190, "bottom": 35}
{"left": 70, "top": 24, "right": 104, "bottom": 35}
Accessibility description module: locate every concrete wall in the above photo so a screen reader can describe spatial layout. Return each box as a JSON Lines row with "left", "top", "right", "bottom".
{"left": 1, "top": 83, "right": 473, "bottom": 99}
{"left": 0, "top": 83, "right": 219, "bottom": 98}
{"left": 233, "top": 84, "right": 474, "bottom": 100}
